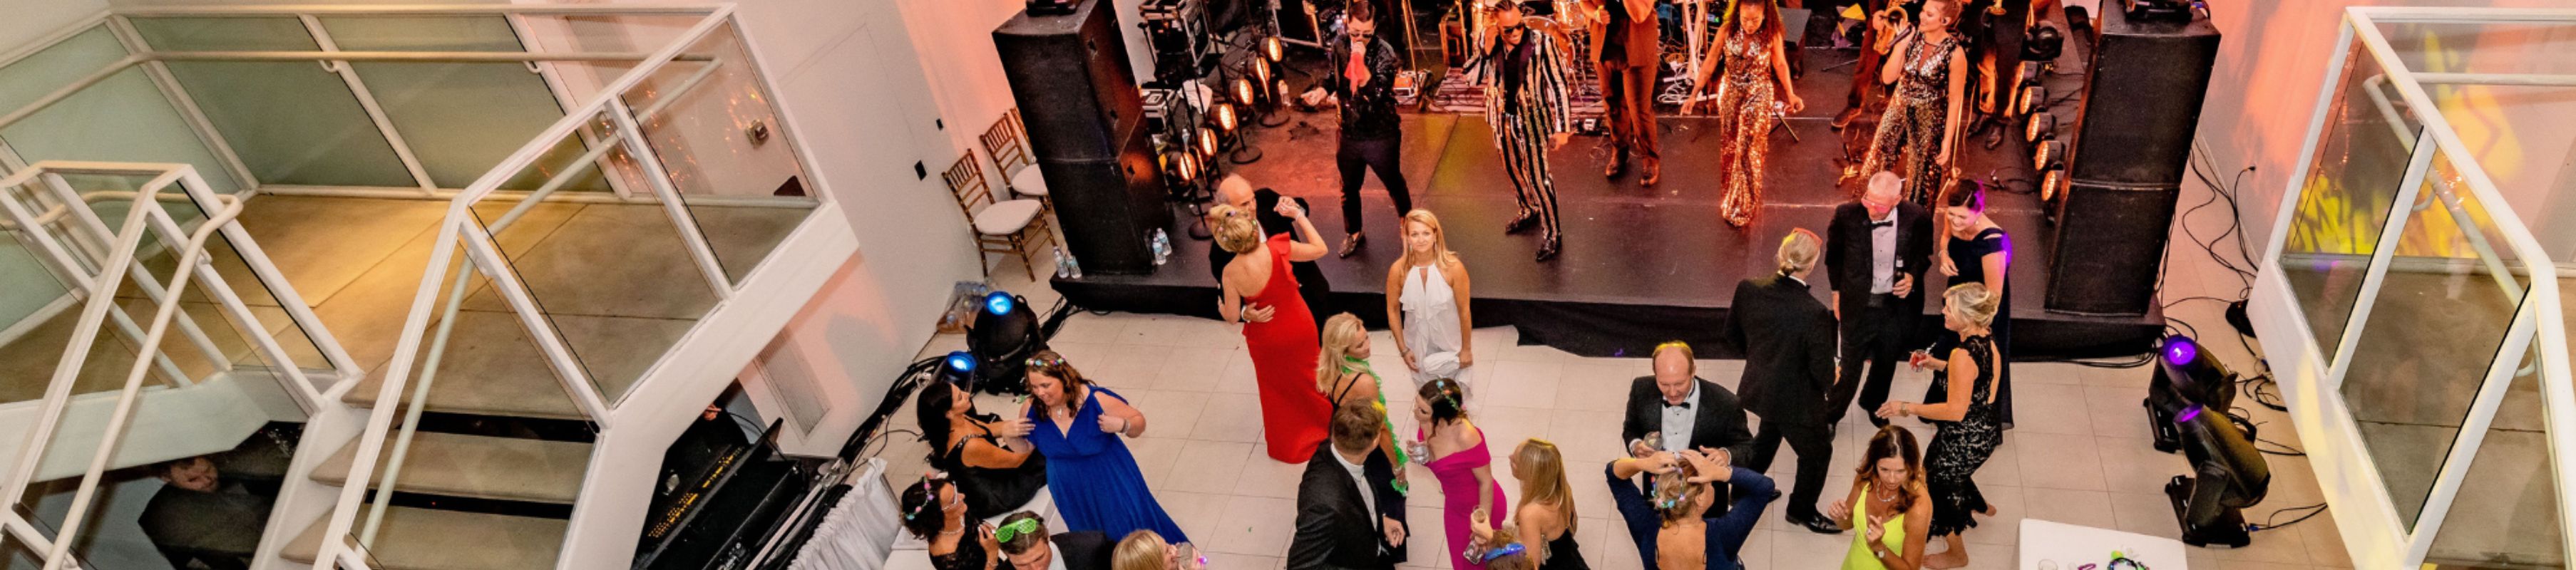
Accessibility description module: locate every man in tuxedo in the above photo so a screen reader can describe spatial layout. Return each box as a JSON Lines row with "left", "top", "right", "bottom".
{"left": 996, "top": 512, "right": 1116, "bottom": 570}
{"left": 1725, "top": 229, "right": 1844, "bottom": 534}
{"left": 1206, "top": 175, "right": 1333, "bottom": 325}
{"left": 1825, "top": 172, "right": 1936, "bottom": 428}
{"left": 1289, "top": 403, "right": 1410, "bottom": 570}
{"left": 1621, "top": 341, "right": 1755, "bottom": 462}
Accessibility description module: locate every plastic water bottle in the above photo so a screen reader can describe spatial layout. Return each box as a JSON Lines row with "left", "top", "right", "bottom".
{"left": 1149, "top": 229, "right": 1172, "bottom": 266}
{"left": 1054, "top": 246, "right": 1082, "bottom": 279}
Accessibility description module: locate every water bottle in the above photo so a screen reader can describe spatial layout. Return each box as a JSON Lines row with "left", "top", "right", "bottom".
{"left": 1149, "top": 229, "right": 1172, "bottom": 266}
{"left": 1054, "top": 246, "right": 1082, "bottom": 279}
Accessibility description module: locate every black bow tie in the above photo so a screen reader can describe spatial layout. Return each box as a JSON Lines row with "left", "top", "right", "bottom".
{"left": 1869, "top": 219, "right": 1896, "bottom": 229}
{"left": 1663, "top": 400, "right": 1693, "bottom": 410}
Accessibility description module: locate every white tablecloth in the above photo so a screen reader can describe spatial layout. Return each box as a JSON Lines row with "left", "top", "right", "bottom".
{"left": 2018, "top": 519, "right": 2190, "bottom": 570}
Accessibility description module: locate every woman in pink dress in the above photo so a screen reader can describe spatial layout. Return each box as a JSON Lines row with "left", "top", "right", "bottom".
{"left": 1411, "top": 378, "right": 1509, "bottom": 569}
{"left": 1214, "top": 202, "right": 1333, "bottom": 462}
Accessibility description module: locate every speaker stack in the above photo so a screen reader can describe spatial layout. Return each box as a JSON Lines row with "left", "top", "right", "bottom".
{"left": 2044, "top": 6, "right": 2220, "bottom": 316}
{"left": 997, "top": 0, "right": 1172, "bottom": 276}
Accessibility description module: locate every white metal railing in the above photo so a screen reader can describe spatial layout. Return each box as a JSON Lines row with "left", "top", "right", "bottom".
{"left": 2256, "top": 6, "right": 2576, "bottom": 568}
{"left": 0, "top": 161, "right": 327, "bottom": 570}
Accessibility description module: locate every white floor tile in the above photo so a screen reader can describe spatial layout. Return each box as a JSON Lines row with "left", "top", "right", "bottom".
{"left": 2014, "top": 432, "right": 2110, "bottom": 491}
{"left": 1189, "top": 392, "right": 1270, "bottom": 444}
{"left": 1166, "top": 440, "right": 1256, "bottom": 495}
{"left": 1205, "top": 494, "right": 1299, "bottom": 556}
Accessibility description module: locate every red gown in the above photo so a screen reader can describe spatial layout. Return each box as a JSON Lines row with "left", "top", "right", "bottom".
{"left": 1242, "top": 234, "right": 1329, "bottom": 462}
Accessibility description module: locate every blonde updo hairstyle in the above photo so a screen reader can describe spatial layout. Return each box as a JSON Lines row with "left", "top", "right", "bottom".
{"left": 1113, "top": 530, "right": 1171, "bottom": 570}
{"left": 1944, "top": 282, "right": 2000, "bottom": 329}
{"left": 1211, "top": 204, "right": 1263, "bottom": 254}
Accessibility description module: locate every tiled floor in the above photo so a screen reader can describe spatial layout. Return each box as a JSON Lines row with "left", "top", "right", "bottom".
{"left": 877, "top": 197, "right": 2358, "bottom": 570}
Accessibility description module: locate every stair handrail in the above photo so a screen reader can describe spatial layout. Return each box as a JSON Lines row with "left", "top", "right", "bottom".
{"left": 311, "top": 7, "right": 739, "bottom": 568}
{"left": 0, "top": 162, "right": 311, "bottom": 570}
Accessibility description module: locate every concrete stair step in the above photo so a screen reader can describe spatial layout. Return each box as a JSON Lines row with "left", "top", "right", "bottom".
{"left": 280, "top": 506, "right": 566, "bottom": 570}
{"left": 312, "top": 432, "right": 590, "bottom": 504}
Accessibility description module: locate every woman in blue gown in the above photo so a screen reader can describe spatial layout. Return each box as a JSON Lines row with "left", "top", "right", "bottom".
{"left": 1018, "top": 351, "right": 1190, "bottom": 543}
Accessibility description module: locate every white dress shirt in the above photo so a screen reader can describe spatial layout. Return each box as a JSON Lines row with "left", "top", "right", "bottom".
{"left": 1871, "top": 207, "right": 1898, "bottom": 294}
{"left": 1660, "top": 380, "right": 1701, "bottom": 452}
{"left": 1330, "top": 448, "right": 1387, "bottom": 554}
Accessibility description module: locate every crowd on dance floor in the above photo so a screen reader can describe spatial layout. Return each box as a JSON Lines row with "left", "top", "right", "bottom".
{"left": 893, "top": 0, "right": 2066, "bottom": 566}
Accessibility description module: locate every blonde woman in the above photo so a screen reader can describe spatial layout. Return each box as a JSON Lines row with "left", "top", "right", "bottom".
{"left": 1112, "top": 530, "right": 1204, "bottom": 570}
{"left": 1877, "top": 284, "right": 2004, "bottom": 569}
{"left": 1317, "top": 312, "right": 1408, "bottom": 481}
{"left": 1471, "top": 440, "right": 1587, "bottom": 569}
{"left": 1383, "top": 209, "right": 1474, "bottom": 389}
{"left": 1214, "top": 202, "right": 1333, "bottom": 463}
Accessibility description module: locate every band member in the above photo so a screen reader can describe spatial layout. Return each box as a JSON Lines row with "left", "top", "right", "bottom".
{"left": 1686, "top": 0, "right": 1805, "bottom": 227}
{"left": 1324, "top": 0, "right": 1412, "bottom": 258}
{"left": 1582, "top": 0, "right": 1660, "bottom": 185}
{"left": 1478, "top": 0, "right": 1575, "bottom": 261}
{"left": 1832, "top": 0, "right": 1900, "bottom": 130}
{"left": 1857, "top": 0, "right": 1969, "bottom": 204}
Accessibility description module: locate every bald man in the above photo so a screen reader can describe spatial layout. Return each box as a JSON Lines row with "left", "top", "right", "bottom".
{"left": 1206, "top": 175, "right": 1335, "bottom": 325}
{"left": 1621, "top": 342, "right": 1755, "bottom": 465}
{"left": 1825, "top": 172, "right": 1934, "bottom": 428}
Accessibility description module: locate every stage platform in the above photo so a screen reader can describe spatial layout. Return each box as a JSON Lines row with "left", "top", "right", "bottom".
{"left": 1053, "top": 49, "right": 2162, "bottom": 360}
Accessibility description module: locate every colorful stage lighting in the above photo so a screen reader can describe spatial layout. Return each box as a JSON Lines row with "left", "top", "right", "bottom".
{"left": 1215, "top": 103, "right": 1238, "bottom": 132}
{"left": 1264, "top": 36, "right": 1284, "bottom": 63}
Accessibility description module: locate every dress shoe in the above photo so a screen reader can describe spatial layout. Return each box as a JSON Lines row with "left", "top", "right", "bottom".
{"left": 1338, "top": 233, "right": 1366, "bottom": 258}
{"left": 1832, "top": 107, "right": 1862, "bottom": 130}
{"left": 1795, "top": 512, "right": 1846, "bottom": 534}
{"left": 1504, "top": 213, "right": 1537, "bottom": 234}
{"left": 1641, "top": 162, "right": 1661, "bottom": 186}
{"left": 1985, "top": 126, "right": 2006, "bottom": 150}
{"left": 1534, "top": 238, "right": 1561, "bottom": 261}
{"left": 1604, "top": 157, "right": 1627, "bottom": 180}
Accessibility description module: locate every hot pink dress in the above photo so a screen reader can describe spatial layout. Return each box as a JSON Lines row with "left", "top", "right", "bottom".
{"left": 1423, "top": 428, "right": 1509, "bottom": 569}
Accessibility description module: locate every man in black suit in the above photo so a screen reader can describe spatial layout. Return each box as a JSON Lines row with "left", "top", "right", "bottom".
{"left": 1725, "top": 228, "right": 1843, "bottom": 534}
{"left": 1825, "top": 171, "right": 1936, "bottom": 428}
{"left": 996, "top": 512, "right": 1116, "bottom": 570}
{"left": 1620, "top": 341, "right": 1755, "bottom": 462}
{"left": 1206, "top": 175, "right": 1333, "bottom": 326}
{"left": 1289, "top": 403, "right": 1410, "bottom": 570}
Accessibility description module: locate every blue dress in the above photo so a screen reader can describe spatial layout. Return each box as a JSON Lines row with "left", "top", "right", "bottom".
{"left": 1024, "top": 387, "right": 1190, "bottom": 543}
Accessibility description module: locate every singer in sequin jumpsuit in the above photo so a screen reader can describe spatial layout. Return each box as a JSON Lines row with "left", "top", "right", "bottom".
{"left": 1859, "top": 0, "right": 1969, "bottom": 205}
{"left": 1694, "top": 0, "right": 1805, "bottom": 227}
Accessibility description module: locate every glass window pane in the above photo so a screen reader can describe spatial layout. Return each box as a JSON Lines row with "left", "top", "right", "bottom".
{"left": 318, "top": 15, "right": 608, "bottom": 192}
{"left": 0, "top": 26, "right": 244, "bottom": 193}
{"left": 129, "top": 16, "right": 416, "bottom": 188}
{"left": 2342, "top": 150, "right": 2529, "bottom": 529}
{"left": 2280, "top": 41, "right": 2424, "bottom": 361}
{"left": 2425, "top": 348, "right": 2564, "bottom": 569}
{"left": 617, "top": 24, "right": 816, "bottom": 284}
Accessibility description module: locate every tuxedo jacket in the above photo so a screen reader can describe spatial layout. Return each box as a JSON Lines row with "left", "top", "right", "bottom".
{"left": 1050, "top": 531, "right": 1117, "bottom": 570}
{"left": 1824, "top": 200, "right": 1936, "bottom": 317}
{"left": 1287, "top": 446, "right": 1409, "bottom": 570}
{"left": 1621, "top": 376, "right": 1756, "bottom": 460}
{"left": 1725, "top": 274, "right": 1840, "bottom": 426}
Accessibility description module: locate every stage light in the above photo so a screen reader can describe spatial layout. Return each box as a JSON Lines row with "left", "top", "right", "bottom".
{"left": 1234, "top": 77, "right": 1257, "bottom": 106}
{"left": 2026, "top": 112, "right": 2056, "bottom": 143}
{"left": 1264, "top": 36, "right": 1284, "bottom": 63}
{"left": 2032, "top": 140, "right": 2066, "bottom": 172}
{"left": 2146, "top": 334, "right": 2239, "bottom": 453}
{"left": 1274, "top": 79, "right": 1290, "bottom": 100}
{"left": 967, "top": 290, "right": 1046, "bottom": 393}
{"left": 1215, "top": 103, "right": 1238, "bottom": 132}
{"left": 2040, "top": 170, "right": 2064, "bottom": 202}
{"left": 2167, "top": 403, "right": 2271, "bottom": 548}
{"left": 935, "top": 350, "right": 977, "bottom": 387}
{"left": 1198, "top": 127, "right": 1218, "bottom": 156}
{"left": 2018, "top": 85, "right": 2048, "bottom": 115}
{"left": 1253, "top": 58, "right": 1272, "bottom": 86}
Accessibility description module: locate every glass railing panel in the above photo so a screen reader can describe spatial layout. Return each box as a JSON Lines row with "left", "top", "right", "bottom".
{"left": 2280, "top": 41, "right": 2424, "bottom": 361}
{"left": 2342, "top": 149, "right": 2529, "bottom": 529}
{"left": 612, "top": 21, "right": 818, "bottom": 285}
{"left": 316, "top": 15, "right": 612, "bottom": 192}
{"left": 0, "top": 25, "right": 246, "bottom": 193}
{"left": 507, "top": 14, "right": 726, "bottom": 106}
{"left": 466, "top": 125, "right": 712, "bottom": 404}
{"left": 126, "top": 16, "right": 417, "bottom": 188}
{"left": 2425, "top": 348, "right": 2563, "bottom": 569}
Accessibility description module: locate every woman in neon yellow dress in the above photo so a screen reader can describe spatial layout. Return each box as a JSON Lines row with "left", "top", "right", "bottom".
{"left": 1830, "top": 425, "right": 1934, "bottom": 569}
{"left": 1316, "top": 313, "right": 1408, "bottom": 489}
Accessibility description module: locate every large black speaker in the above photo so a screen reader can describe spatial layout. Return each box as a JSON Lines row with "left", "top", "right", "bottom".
{"left": 2046, "top": 6, "right": 2219, "bottom": 316}
{"left": 997, "top": 0, "right": 1144, "bottom": 162}
{"left": 998, "top": 0, "right": 1169, "bottom": 275}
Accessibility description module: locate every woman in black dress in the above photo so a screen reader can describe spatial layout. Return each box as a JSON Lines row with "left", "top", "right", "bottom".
{"left": 1932, "top": 180, "right": 2013, "bottom": 429}
{"left": 898, "top": 474, "right": 998, "bottom": 570}
{"left": 1474, "top": 439, "right": 1588, "bottom": 569}
{"left": 917, "top": 382, "right": 1047, "bottom": 521}
{"left": 1877, "top": 283, "right": 2006, "bottom": 569}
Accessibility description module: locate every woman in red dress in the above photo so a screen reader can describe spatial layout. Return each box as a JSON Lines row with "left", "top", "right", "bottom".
{"left": 1213, "top": 201, "right": 1332, "bottom": 462}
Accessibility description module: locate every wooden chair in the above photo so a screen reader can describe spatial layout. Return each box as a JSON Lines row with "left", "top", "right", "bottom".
{"left": 943, "top": 152, "right": 1053, "bottom": 281}
{"left": 980, "top": 110, "right": 1050, "bottom": 209}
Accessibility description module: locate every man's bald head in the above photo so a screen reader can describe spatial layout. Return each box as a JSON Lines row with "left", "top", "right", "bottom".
{"left": 1863, "top": 171, "right": 1903, "bottom": 218}
{"left": 1652, "top": 343, "right": 1696, "bottom": 404}
{"left": 1218, "top": 175, "right": 1256, "bottom": 210}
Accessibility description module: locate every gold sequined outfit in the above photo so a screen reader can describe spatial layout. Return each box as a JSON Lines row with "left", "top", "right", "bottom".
{"left": 1713, "top": 33, "right": 1777, "bottom": 227}
{"left": 1861, "top": 33, "right": 1961, "bottom": 204}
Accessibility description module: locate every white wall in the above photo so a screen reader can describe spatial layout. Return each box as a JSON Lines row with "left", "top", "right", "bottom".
{"left": 892, "top": 0, "right": 1155, "bottom": 155}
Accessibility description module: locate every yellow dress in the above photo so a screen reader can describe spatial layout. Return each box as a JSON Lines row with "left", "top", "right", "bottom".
{"left": 1842, "top": 483, "right": 1909, "bottom": 570}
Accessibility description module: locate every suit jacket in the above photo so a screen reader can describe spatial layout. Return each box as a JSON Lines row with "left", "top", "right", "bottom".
{"left": 1621, "top": 377, "right": 1757, "bottom": 460}
{"left": 1586, "top": 0, "right": 1662, "bottom": 67}
{"left": 1477, "top": 26, "right": 1574, "bottom": 136}
{"left": 1323, "top": 32, "right": 1404, "bottom": 141}
{"left": 1825, "top": 201, "right": 1936, "bottom": 318}
{"left": 1725, "top": 274, "right": 1839, "bottom": 426}
{"left": 1051, "top": 531, "right": 1117, "bottom": 570}
{"left": 1207, "top": 191, "right": 1334, "bottom": 321}
{"left": 1288, "top": 447, "right": 1410, "bottom": 570}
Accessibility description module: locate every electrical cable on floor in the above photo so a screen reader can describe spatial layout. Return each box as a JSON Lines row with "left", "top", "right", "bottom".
{"left": 2246, "top": 503, "right": 2329, "bottom": 532}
